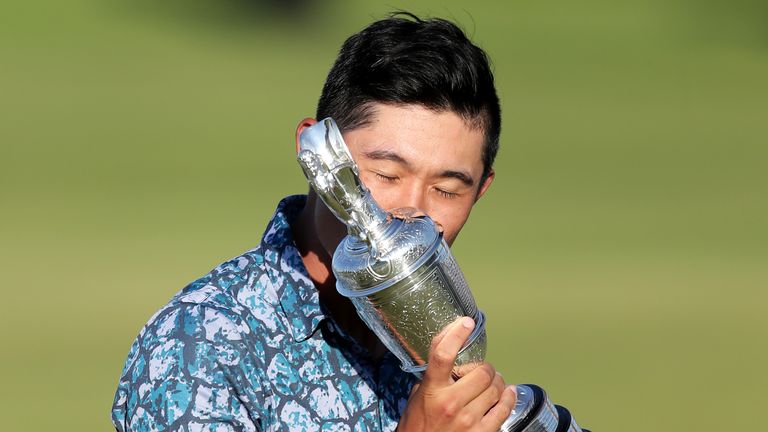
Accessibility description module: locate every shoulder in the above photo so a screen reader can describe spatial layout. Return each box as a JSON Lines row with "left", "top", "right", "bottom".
{"left": 112, "top": 246, "right": 287, "bottom": 431}
{"left": 113, "top": 195, "right": 314, "bottom": 430}
{"left": 123, "top": 241, "right": 289, "bottom": 373}
{"left": 138, "top": 244, "right": 282, "bottom": 347}
{"left": 112, "top": 301, "right": 264, "bottom": 430}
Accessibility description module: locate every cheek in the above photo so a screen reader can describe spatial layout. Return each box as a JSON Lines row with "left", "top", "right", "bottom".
{"left": 428, "top": 204, "right": 472, "bottom": 245}
{"left": 365, "top": 183, "right": 400, "bottom": 212}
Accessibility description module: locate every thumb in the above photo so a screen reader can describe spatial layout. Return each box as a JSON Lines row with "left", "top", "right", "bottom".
{"left": 422, "top": 316, "right": 475, "bottom": 388}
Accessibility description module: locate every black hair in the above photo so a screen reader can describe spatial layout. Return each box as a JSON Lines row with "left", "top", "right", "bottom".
{"left": 316, "top": 12, "right": 501, "bottom": 184}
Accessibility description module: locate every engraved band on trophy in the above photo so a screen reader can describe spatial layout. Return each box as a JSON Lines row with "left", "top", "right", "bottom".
{"left": 297, "top": 118, "right": 585, "bottom": 432}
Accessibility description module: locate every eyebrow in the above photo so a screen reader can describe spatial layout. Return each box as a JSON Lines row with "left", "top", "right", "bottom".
{"left": 362, "top": 149, "right": 411, "bottom": 167}
{"left": 439, "top": 170, "right": 475, "bottom": 187}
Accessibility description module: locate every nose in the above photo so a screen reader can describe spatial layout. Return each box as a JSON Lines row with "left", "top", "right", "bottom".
{"left": 397, "top": 182, "right": 429, "bottom": 214}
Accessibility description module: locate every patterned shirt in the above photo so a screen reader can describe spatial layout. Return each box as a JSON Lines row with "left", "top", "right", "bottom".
{"left": 112, "top": 195, "right": 416, "bottom": 431}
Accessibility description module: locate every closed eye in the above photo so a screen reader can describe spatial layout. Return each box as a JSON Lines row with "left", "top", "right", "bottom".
{"left": 435, "top": 188, "right": 459, "bottom": 199}
{"left": 373, "top": 172, "right": 399, "bottom": 183}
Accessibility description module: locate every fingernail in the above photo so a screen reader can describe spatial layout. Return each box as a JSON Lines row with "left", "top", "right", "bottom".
{"left": 507, "top": 385, "right": 517, "bottom": 396}
{"left": 496, "top": 371, "right": 503, "bottom": 377}
{"left": 461, "top": 317, "right": 475, "bottom": 329}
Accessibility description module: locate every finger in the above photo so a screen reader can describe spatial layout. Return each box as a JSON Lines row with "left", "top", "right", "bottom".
{"left": 420, "top": 318, "right": 461, "bottom": 387}
{"left": 429, "top": 317, "right": 457, "bottom": 353}
{"left": 452, "top": 360, "right": 484, "bottom": 380}
{"left": 423, "top": 316, "right": 475, "bottom": 387}
{"left": 426, "top": 316, "right": 465, "bottom": 363}
{"left": 459, "top": 367, "right": 505, "bottom": 417}
{"left": 449, "top": 363, "right": 500, "bottom": 407}
{"left": 480, "top": 385, "right": 517, "bottom": 431}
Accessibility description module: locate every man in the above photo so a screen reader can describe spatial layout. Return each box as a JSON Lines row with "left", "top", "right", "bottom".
{"left": 112, "top": 13, "right": 516, "bottom": 431}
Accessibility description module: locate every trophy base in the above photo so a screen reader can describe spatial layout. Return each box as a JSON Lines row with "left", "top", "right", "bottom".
{"left": 500, "top": 384, "right": 583, "bottom": 432}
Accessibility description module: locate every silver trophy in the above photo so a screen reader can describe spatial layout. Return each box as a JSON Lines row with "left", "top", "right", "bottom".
{"left": 297, "top": 118, "right": 585, "bottom": 432}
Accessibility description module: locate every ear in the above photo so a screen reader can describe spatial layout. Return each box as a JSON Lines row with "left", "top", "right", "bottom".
{"left": 474, "top": 169, "right": 495, "bottom": 202}
{"left": 295, "top": 117, "right": 318, "bottom": 154}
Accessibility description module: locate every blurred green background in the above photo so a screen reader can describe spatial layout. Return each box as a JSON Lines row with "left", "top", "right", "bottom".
{"left": 1, "top": 0, "right": 766, "bottom": 430}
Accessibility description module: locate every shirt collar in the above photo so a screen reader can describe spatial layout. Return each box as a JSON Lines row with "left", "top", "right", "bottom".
{"left": 261, "top": 195, "right": 327, "bottom": 342}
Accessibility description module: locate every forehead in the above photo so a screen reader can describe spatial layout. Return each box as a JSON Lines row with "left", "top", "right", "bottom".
{"left": 343, "top": 104, "right": 486, "bottom": 175}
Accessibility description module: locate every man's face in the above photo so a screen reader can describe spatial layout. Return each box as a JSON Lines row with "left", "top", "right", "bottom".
{"left": 302, "top": 103, "right": 494, "bottom": 256}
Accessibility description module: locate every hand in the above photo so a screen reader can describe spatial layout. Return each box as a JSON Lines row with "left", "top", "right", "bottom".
{"left": 396, "top": 316, "right": 517, "bottom": 432}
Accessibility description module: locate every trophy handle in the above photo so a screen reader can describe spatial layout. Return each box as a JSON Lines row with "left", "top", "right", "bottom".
{"left": 297, "top": 118, "right": 389, "bottom": 253}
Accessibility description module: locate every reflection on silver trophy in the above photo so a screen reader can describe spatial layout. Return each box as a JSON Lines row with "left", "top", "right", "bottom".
{"left": 297, "top": 118, "right": 584, "bottom": 432}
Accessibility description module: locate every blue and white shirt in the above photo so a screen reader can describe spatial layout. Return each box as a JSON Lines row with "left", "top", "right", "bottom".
{"left": 112, "top": 195, "right": 416, "bottom": 431}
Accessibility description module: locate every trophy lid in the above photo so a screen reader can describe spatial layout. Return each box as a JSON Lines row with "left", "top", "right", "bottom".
{"left": 333, "top": 210, "right": 443, "bottom": 295}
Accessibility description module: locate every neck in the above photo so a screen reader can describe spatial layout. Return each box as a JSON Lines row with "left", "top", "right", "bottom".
{"left": 292, "top": 199, "right": 335, "bottom": 290}
{"left": 291, "top": 195, "right": 387, "bottom": 361}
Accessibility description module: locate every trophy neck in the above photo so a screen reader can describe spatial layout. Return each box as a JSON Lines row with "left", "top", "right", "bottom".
{"left": 297, "top": 118, "right": 389, "bottom": 253}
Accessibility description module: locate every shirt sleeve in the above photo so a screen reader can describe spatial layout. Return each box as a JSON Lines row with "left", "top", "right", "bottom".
{"left": 112, "top": 302, "right": 266, "bottom": 432}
